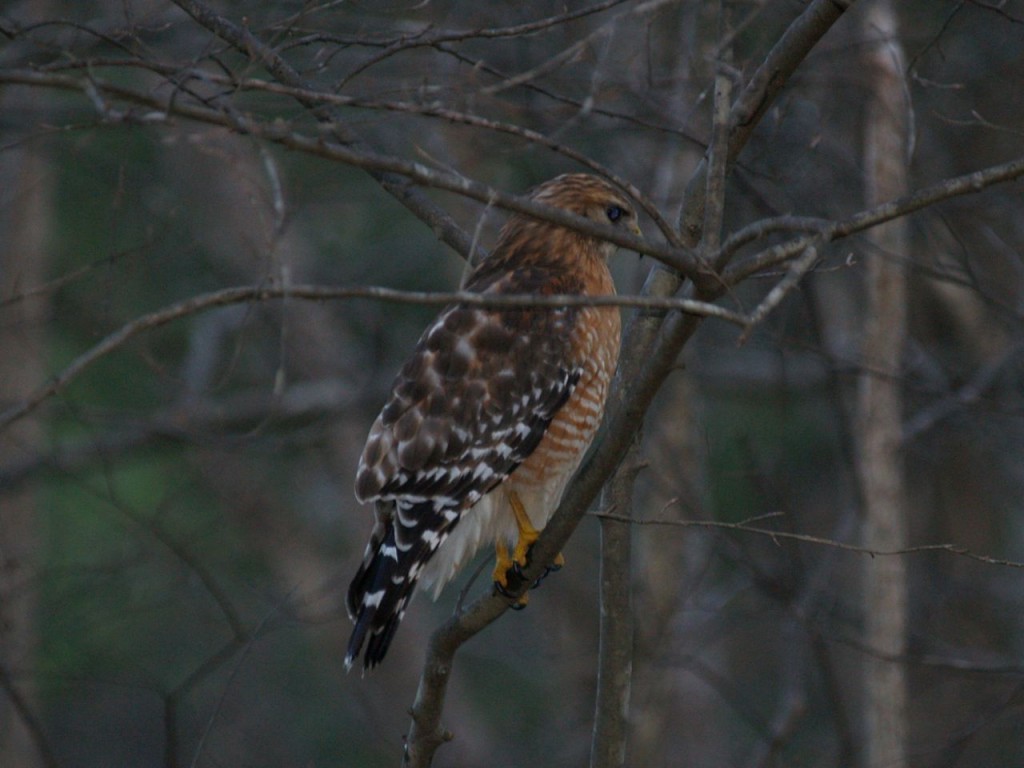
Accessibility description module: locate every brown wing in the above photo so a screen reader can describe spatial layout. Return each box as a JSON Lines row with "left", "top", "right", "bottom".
{"left": 355, "top": 266, "right": 584, "bottom": 509}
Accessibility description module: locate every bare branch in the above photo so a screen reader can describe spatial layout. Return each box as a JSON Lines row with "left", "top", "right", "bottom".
{"left": 738, "top": 243, "right": 821, "bottom": 343}
{"left": 433, "top": 42, "right": 707, "bottom": 149}
{"left": 214, "top": 78, "right": 682, "bottom": 245}
{"left": 168, "top": 0, "right": 478, "bottom": 259}
{"left": 330, "top": 0, "right": 630, "bottom": 86}
{"left": 188, "top": 605, "right": 280, "bottom": 768}
{"left": 679, "top": 0, "right": 858, "bottom": 249}
{"left": 724, "top": 153, "right": 1024, "bottom": 284}
{"left": 476, "top": 0, "right": 677, "bottom": 97}
{"left": 403, "top": 596, "right": 509, "bottom": 766}
{"left": 0, "top": 664, "right": 58, "bottom": 768}
{"left": 0, "top": 284, "right": 743, "bottom": 434}
{"left": 589, "top": 510, "right": 1024, "bottom": 569}
{"left": 902, "top": 340, "right": 1024, "bottom": 442}
{"left": 480, "top": 22, "right": 612, "bottom": 96}
{"left": 701, "top": 10, "right": 735, "bottom": 266}
{"left": 0, "top": 65, "right": 702, "bottom": 273}
{"left": 0, "top": 378, "right": 371, "bottom": 492}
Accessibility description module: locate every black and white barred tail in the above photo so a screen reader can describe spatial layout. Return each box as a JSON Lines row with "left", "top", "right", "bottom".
{"left": 344, "top": 499, "right": 459, "bottom": 671}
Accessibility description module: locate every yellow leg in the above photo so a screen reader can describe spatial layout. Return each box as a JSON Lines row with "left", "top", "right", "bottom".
{"left": 509, "top": 490, "right": 565, "bottom": 572}
{"left": 508, "top": 490, "right": 539, "bottom": 569}
{"left": 491, "top": 490, "right": 566, "bottom": 603}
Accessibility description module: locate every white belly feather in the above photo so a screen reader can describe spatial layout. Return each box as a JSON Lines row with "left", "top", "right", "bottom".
{"left": 418, "top": 463, "right": 578, "bottom": 598}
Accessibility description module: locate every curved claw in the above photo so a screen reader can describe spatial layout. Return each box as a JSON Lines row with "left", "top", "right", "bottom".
{"left": 492, "top": 579, "right": 529, "bottom": 609}
{"left": 531, "top": 566, "right": 555, "bottom": 589}
{"left": 527, "top": 550, "right": 566, "bottom": 589}
{"left": 492, "top": 579, "right": 512, "bottom": 598}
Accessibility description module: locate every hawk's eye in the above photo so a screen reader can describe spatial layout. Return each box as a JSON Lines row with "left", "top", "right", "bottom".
{"left": 606, "top": 204, "right": 626, "bottom": 223}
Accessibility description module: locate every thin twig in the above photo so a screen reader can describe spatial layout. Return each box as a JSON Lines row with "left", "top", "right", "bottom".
{"left": 588, "top": 510, "right": 1024, "bottom": 568}
{"left": 738, "top": 243, "right": 821, "bottom": 343}
{"left": 0, "top": 663, "right": 59, "bottom": 768}
{"left": 902, "top": 340, "right": 1024, "bottom": 442}
{"left": 169, "top": 0, "right": 478, "bottom": 259}
{"left": 0, "top": 67, "right": 702, "bottom": 274}
{"left": 478, "top": 0, "right": 677, "bottom": 97}
{"left": 0, "top": 283, "right": 745, "bottom": 434}
{"left": 723, "top": 153, "right": 1024, "bottom": 284}
{"left": 0, "top": 377, "right": 372, "bottom": 492}
{"left": 189, "top": 604, "right": 282, "bottom": 768}
{"left": 333, "top": 0, "right": 629, "bottom": 87}
{"left": 589, "top": 512, "right": 1024, "bottom": 573}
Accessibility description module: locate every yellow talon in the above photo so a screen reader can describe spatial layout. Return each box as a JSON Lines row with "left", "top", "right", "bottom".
{"left": 491, "top": 491, "right": 539, "bottom": 607}
{"left": 492, "top": 540, "right": 514, "bottom": 588}
{"left": 493, "top": 490, "right": 564, "bottom": 605}
{"left": 493, "top": 539, "right": 529, "bottom": 607}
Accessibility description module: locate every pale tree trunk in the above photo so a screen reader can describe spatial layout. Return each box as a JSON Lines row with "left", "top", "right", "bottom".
{"left": 1, "top": 1, "right": 56, "bottom": 762}
{"left": 857, "top": 2, "right": 910, "bottom": 767}
{"left": 0, "top": 143, "right": 53, "bottom": 768}
{"left": 590, "top": 442, "right": 642, "bottom": 768}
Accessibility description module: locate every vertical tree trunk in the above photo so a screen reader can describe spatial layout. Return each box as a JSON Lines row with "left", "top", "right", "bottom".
{"left": 1, "top": 0, "right": 56, "bottom": 761}
{"left": 0, "top": 145, "right": 53, "bottom": 768}
{"left": 857, "top": 2, "right": 910, "bottom": 767}
{"left": 590, "top": 442, "right": 641, "bottom": 768}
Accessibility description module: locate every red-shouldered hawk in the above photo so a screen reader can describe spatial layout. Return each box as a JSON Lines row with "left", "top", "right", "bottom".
{"left": 345, "top": 173, "right": 639, "bottom": 671}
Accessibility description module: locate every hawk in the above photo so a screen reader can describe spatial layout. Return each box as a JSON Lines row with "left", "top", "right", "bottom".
{"left": 345, "top": 173, "right": 639, "bottom": 671}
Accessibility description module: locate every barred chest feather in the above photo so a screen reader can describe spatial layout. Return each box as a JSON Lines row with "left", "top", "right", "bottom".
{"left": 418, "top": 299, "right": 621, "bottom": 596}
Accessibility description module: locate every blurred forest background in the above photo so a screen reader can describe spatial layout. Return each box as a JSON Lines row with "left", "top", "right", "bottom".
{"left": 2, "top": 0, "right": 1024, "bottom": 766}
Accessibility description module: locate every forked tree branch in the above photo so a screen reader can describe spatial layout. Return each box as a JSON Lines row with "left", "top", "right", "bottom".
{"left": 403, "top": 1, "right": 858, "bottom": 765}
{"left": 5, "top": 67, "right": 1023, "bottom": 287}
{"left": 723, "top": 153, "right": 1024, "bottom": 284}
{"left": 2, "top": 67, "right": 703, "bottom": 275}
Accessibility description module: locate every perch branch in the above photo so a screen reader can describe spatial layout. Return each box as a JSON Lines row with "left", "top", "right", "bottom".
{"left": 402, "top": 1, "right": 858, "bottom": 764}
